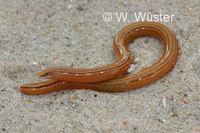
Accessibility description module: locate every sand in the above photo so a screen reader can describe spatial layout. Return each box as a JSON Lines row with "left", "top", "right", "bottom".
{"left": 0, "top": 0, "right": 199, "bottom": 132}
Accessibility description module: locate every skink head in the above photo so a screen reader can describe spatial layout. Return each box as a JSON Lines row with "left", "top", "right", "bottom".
{"left": 37, "top": 68, "right": 52, "bottom": 79}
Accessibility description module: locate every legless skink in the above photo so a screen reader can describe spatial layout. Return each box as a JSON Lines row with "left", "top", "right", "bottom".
{"left": 19, "top": 22, "right": 179, "bottom": 95}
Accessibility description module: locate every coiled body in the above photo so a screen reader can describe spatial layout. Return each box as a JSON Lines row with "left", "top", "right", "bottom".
{"left": 19, "top": 22, "right": 179, "bottom": 95}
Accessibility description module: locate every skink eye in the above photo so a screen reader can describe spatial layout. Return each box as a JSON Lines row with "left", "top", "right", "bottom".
{"left": 41, "top": 72, "right": 49, "bottom": 77}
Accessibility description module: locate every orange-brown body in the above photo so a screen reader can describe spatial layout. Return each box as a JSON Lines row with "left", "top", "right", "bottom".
{"left": 19, "top": 22, "right": 179, "bottom": 95}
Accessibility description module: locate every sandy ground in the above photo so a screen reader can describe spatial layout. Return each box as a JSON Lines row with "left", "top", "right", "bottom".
{"left": 0, "top": 0, "right": 199, "bottom": 132}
